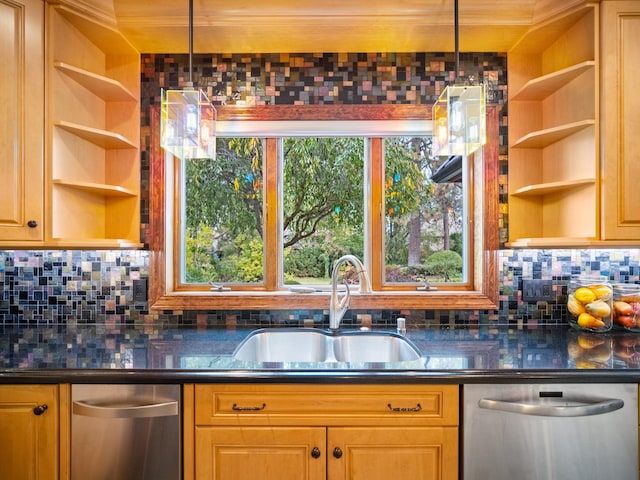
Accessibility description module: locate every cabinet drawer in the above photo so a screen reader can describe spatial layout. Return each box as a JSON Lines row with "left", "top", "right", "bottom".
{"left": 195, "top": 384, "right": 458, "bottom": 427}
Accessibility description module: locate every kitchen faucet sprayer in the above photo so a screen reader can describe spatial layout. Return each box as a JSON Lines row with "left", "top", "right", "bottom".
{"left": 329, "top": 255, "right": 372, "bottom": 331}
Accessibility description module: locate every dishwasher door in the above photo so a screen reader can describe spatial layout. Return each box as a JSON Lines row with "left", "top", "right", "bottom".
{"left": 72, "top": 384, "right": 181, "bottom": 480}
{"left": 463, "top": 383, "right": 638, "bottom": 480}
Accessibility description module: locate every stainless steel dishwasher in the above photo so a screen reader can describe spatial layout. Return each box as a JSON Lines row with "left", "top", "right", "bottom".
{"left": 464, "top": 383, "right": 638, "bottom": 480}
{"left": 72, "top": 384, "right": 181, "bottom": 480}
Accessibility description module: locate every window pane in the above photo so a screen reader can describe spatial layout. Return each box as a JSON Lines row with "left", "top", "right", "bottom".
{"left": 182, "top": 138, "right": 264, "bottom": 284}
{"left": 383, "top": 137, "right": 465, "bottom": 284}
{"left": 282, "top": 137, "right": 365, "bottom": 286}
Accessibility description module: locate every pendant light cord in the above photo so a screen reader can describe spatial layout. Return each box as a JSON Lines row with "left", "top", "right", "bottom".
{"left": 189, "top": 0, "right": 194, "bottom": 86}
{"left": 454, "top": 0, "right": 459, "bottom": 84}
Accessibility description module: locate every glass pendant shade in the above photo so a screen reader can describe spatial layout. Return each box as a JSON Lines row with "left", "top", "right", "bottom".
{"left": 432, "top": 84, "right": 486, "bottom": 157}
{"left": 161, "top": 88, "right": 217, "bottom": 160}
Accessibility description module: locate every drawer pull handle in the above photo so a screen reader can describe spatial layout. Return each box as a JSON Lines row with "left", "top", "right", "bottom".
{"left": 387, "top": 403, "right": 422, "bottom": 412}
{"left": 311, "top": 447, "right": 321, "bottom": 459}
{"left": 333, "top": 447, "right": 343, "bottom": 459}
{"left": 232, "top": 403, "right": 266, "bottom": 411}
{"left": 33, "top": 404, "right": 48, "bottom": 416}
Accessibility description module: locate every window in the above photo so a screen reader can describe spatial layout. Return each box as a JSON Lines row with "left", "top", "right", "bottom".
{"left": 149, "top": 105, "right": 499, "bottom": 311}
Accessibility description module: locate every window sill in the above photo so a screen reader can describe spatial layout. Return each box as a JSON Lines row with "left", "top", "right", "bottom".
{"left": 150, "top": 290, "right": 498, "bottom": 311}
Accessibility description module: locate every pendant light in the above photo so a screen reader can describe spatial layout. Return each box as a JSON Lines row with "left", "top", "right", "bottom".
{"left": 431, "top": 0, "right": 486, "bottom": 157}
{"left": 160, "top": 0, "right": 216, "bottom": 160}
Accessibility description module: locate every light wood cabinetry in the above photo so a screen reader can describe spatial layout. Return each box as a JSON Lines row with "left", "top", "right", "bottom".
{"left": 187, "top": 384, "right": 458, "bottom": 480}
{"left": 601, "top": 0, "right": 640, "bottom": 241}
{"left": 507, "top": 3, "right": 599, "bottom": 247}
{"left": 0, "top": 0, "right": 45, "bottom": 245}
{"left": 0, "top": 385, "right": 61, "bottom": 480}
{"left": 46, "top": 3, "right": 141, "bottom": 248}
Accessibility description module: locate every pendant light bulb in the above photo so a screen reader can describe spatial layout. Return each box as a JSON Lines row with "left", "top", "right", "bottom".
{"left": 431, "top": 0, "right": 486, "bottom": 157}
{"left": 160, "top": 0, "right": 216, "bottom": 160}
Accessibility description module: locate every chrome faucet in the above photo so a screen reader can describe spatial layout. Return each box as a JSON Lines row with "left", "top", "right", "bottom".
{"left": 329, "top": 255, "right": 372, "bottom": 331}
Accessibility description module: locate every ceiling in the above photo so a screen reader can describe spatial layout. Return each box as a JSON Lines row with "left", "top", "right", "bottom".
{"left": 107, "top": 0, "right": 582, "bottom": 54}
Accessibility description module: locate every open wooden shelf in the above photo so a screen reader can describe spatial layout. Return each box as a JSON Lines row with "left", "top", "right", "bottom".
{"left": 507, "top": 4, "right": 598, "bottom": 247}
{"left": 511, "top": 61, "right": 595, "bottom": 101}
{"left": 54, "top": 5, "right": 135, "bottom": 55}
{"left": 54, "top": 120, "right": 136, "bottom": 149}
{"left": 511, "top": 120, "right": 595, "bottom": 149}
{"left": 510, "top": 6, "right": 595, "bottom": 54}
{"left": 507, "top": 237, "right": 640, "bottom": 248}
{"left": 49, "top": 238, "right": 143, "bottom": 249}
{"left": 511, "top": 178, "right": 595, "bottom": 197}
{"left": 54, "top": 62, "right": 136, "bottom": 101}
{"left": 52, "top": 179, "right": 137, "bottom": 197}
{"left": 507, "top": 237, "right": 597, "bottom": 248}
{"left": 47, "top": 5, "right": 141, "bottom": 248}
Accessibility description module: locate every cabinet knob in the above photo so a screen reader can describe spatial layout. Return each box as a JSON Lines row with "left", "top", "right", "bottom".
{"left": 33, "top": 404, "right": 48, "bottom": 416}
{"left": 333, "top": 447, "right": 343, "bottom": 459}
{"left": 27, "top": 220, "right": 38, "bottom": 228}
{"left": 311, "top": 447, "right": 321, "bottom": 459}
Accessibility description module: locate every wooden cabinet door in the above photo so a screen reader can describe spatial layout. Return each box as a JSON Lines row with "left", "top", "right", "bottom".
{"left": 601, "top": 1, "right": 640, "bottom": 240}
{"left": 0, "top": 0, "right": 44, "bottom": 243}
{"left": 195, "top": 426, "right": 326, "bottom": 480}
{"left": 327, "top": 427, "right": 458, "bottom": 480}
{"left": 0, "top": 385, "right": 58, "bottom": 480}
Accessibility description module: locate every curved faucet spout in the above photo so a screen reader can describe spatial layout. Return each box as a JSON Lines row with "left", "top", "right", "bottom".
{"left": 329, "top": 255, "right": 372, "bottom": 331}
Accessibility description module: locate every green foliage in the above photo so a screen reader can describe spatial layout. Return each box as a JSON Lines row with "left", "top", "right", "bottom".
{"left": 424, "top": 250, "right": 463, "bottom": 282}
{"left": 449, "top": 232, "right": 463, "bottom": 257}
{"left": 185, "top": 138, "right": 264, "bottom": 237}
{"left": 283, "top": 137, "right": 365, "bottom": 247}
{"left": 184, "top": 224, "right": 220, "bottom": 283}
{"left": 385, "top": 264, "right": 429, "bottom": 282}
{"left": 383, "top": 137, "right": 427, "bottom": 216}
{"left": 284, "top": 245, "right": 329, "bottom": 279}
{"left": 232, "top": 234, "right": 264, "bottom": 282}
{"left": 185, "top": 225, "right": 263, "bottom": 283}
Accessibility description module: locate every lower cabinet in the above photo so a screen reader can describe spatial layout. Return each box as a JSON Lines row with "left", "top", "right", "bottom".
{"left": 197, "top": 426, "right": 326, "bottom": 479}
{"left": 187, "top": 384, "right": 459, "bottom": 480}
{"left": 0, "top": 384, "right": 65, "bottom": 480}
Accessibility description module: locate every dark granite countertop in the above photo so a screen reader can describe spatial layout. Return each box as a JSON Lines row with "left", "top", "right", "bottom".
{"left": 2, "top": 324, "right": 640, "bottom": 384}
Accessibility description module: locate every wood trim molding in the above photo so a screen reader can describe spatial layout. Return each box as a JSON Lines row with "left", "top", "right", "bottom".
{"left": 148, "top": 104, "right": 499, "bottom": 311}
{"left": 148, "top": 105, "right": 166, "bottom": 307}
{"left": 482, "top": 105, "right": 500, "bottom": 307}
{"left": 217, "top": 104, "right": 432, "bottom": 121}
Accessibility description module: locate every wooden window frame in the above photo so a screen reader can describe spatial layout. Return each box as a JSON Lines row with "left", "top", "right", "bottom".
{"left": 148, "top": 104, "right": 499, "bottom": 311}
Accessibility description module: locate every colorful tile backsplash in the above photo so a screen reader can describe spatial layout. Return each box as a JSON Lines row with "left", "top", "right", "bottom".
{"left": 142, "top": 52, "right": 507, "bottom": 107}
{"left": 2, "top": 249, "right": 639, "bottom": 327}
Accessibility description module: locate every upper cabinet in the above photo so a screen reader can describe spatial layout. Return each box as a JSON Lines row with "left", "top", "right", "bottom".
{"left": 0, "top": 0, "right": 45, "bottom": 245}
{"left": 508, "top": 0, "right": 640, "bottom": 248}
{"left": 600, "top": 0, "right": 640, "bottom": 241}
{"left": 507, "top": 3, "right": 599, "bottom": 247}
{"left": 46, "top": 4, "right": 141, "bottom": 248}
{"left": 0, "top": 1, "right": 141, "bottom": 249}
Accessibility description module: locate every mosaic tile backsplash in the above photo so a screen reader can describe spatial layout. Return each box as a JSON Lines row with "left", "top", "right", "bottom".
{"left": 1, "top": 249, "right": 639, "bottom": 327}
{"left": 142, "top": 52, "right": 506, "bottom": 107}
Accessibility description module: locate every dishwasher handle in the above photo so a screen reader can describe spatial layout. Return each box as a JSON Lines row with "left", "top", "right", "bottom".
{"left": 73, "top": 399, "right": 179, "bottom": 419}
{"left": 478, "top": 396, "right": 624, "bottom": 417}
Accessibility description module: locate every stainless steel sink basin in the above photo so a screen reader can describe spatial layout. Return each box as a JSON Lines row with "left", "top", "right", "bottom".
{"left": 232, "top": 328, "right": 422, "bottom": 364}
{"left": 231, "top": 329, "right": 329, "bottom": 363}
{"left": 331, "top": 332, "right": 422, "bottom": 362}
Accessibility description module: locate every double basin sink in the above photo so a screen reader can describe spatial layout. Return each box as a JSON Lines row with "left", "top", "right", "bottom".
{"left": 232, "top": 328, "right": 423, "bottom": 366}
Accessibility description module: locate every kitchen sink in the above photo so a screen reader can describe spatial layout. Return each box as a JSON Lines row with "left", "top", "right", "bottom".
{"left": 232, "top": 328, "right": 423, "bottom": 365}
{"left": 331, "top": 332, "right": 421, "bottom": 363}
{"left": 231, "top": 329, "right": 329, "bottom": 363}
